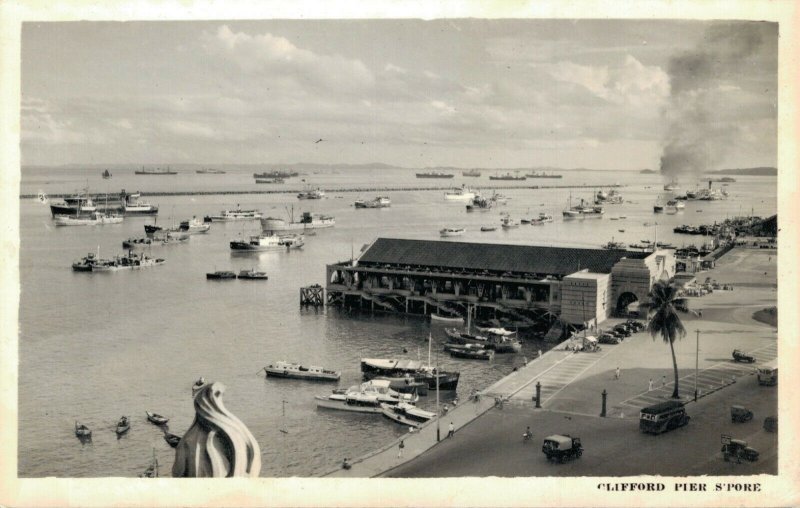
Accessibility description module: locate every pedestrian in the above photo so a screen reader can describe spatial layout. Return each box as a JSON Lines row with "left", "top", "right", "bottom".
{"left": 538, "top": 349, "right": 543, "bottom": 358}
{"left": 453, "top": 396, "right": 459, "bottom": 406}
{"left": 661, "top": 375, "right": 667, "bottom": 388}
{"left": 614, "top": 367, "right": 621, "bottom": 380}
{"left": 648, "top": 378, "right": 653, "bottom": 391}
{"left": 408, "top": 426, "right": 415, "bottom": 434}
{"left": 398, "top": 439, "right": 405, "bottom": 458}
{"left": 341, "top": 458, "right": 351, "bottom": 470}
{"left": 522, "top": 356, "right": 528, "bottom": 366}
{"left": 698, "top": 310, "right": 703, "bottom": 318}
{"left": 448, "top": 422, "right": 455, "bottom": 438}
{"left": 442, "top": 404, "right": 449, "bottom": 415}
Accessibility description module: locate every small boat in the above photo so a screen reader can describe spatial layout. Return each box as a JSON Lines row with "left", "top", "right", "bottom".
{"left": 663, "top": 179, "right": 680, "bottom": 191}
{"left": 490, "top": 193, "right": 510, "bottom": 205}
{"left": 653, "top": 204, "right": 664, "bottom": 213}
{"left": 462, "top": 169, "right": 481, "bottom": 177}
{"left": 54, "top": 212, "right": 123, "bottom": 226}
{"left": 416, "top": 171, "right": 454, "bottom": 179}
{"left": 355, "top": 196, "right": 391, "bottom": 208}
{"left": 374, "top": 376, "right": 428, "bottom": 395}
{"left": 602, "top": 240, "right": 626, "bottom": 250}
{"left": 146, "top": 411, "right": 169, "bottom": 426}
{"left": 618, "top": 229, "right": 625, "bottom": 233}
{"left": 380, "top": 402, "right": 437, "bottom": 428}
{"left": 449, "top": 347, "right": 494, "bottom": 361}
{"left": 440, "top": 227, "right": 465, "bottom": 237}
{"left": 314, "top": 392, "right": 384, "bottom": 413}
{"left": 196, "top": 168, "right": 226, "bottom": 174}
{"left": 361, "top": 359, "right": 460, "bottom": 391}
{"left": 666, "top": 199, "right": 685, "bottom": 210}
{"left": 178, "top": 217, "right": 211, "bottom": 234}
{"left": 114, "top": 416, "right": 130, "bottom": 436}
{"left": 102, "top": 169, "right": 112, "bottom": 179}
{"left": 135, "top": 166, "right": 177, "bottom": 175}
{"left": 163, "top": 433, "right": 181, "bottom": 448}
{"left": 431, "top": 313, "right": 464, "bottom": 324}
{"left": 466, "top": 195, "right": 493, "bottom": 211}
{"left": 297, "top": 188, "right": 325, "bottom": 199}
{"left": 443, "top": 186, "right": 476, "bottom": 201}
{"left": 230, "top": 232, "right": 304, "bottom": 251}
{"left": 238, "top": 269, "right": 268, "bottom": 280}
{"left": 120, "top": 191, "right": 159, "bottom": 216}
{"left": 332, "top": 380, "right": 418, "bottom": 405}
{"left": 264, "top": 361, "right": 340, "bottom": 381}
{"left": 72, "top": 252, "right": 103, "bottom": 271}
{"left": 480, "top": 225, "right": 497, "bottom": 232}
{"left": 501, "top": 216, "right": 519, "bottom": 229}
{"left": 204, "top": 208, "right": 263, "bottom": 222}
{"left": 75, "top": 421, "right": 92, "bottom": 438}
{"left": 538, "top": 213, "right": 554, "bottom": 223}
{"left": 206, "top": 271, "right": 236, "bottom": 280}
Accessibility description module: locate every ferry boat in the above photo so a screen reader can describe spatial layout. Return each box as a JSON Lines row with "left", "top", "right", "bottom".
{"left": 443, "top": 186, "right": 476, "bottom": 201}
{"left": 238, "top": 269, "right": 269, "bottom": 280}
{"left": 253, "top": 170, "right": 298, "bottom": 179}
{"left": 297, "top": 188, "right": 325, "bottom": 200}
{"left": 263, "top": 361, "right": 340, "bottom": 381}
{"left": 466, "top": 195, "right": 492, "bottom": 212}
{"left": 261, "top": 211, "right": 335, "bottom": 231}
{"left": 54, "top": 211, "right": 123, "bottom": 226}
{"left": 562, "top": 196, "right": 604, "bottom": 219}
{"left": 416, "top": 171, "right": 454, "bottom": 179}
{"left": 440, "top": 227, "right": 465, "bottom": 237}
{"left": 230, "top": 232, "right": 304, "bottom": 251}
{"left": 361, "top": 358, "right": 460, "bottom": 391}
{"left": 462, "top": 169, "right": 481, "bottom": 177}
{"left": 355, "top": 196, "right": 391, "bottom": 208}
{"left": 489, "top": 171, "right": 526, "bottom": 181}
{"left": 526, "top": 171, "right": 562, "bottom": 178}
{"left": 196, "top": 168, "right": 226, "bottom": 174}
{"left": 204, "top": 207, "right": 263, "bottom": 222}
{"left": 120, "top": 191, "right": 159, "bottom": 216}
{"left": 135, "top": 167, "right": 177, "bottom": 175}
{"left": 380, "top": 402, "right": 436, "bottom": 428}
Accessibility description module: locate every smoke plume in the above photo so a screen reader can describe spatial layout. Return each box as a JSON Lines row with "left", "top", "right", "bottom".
{"left": 659, "top": 23, "right": 766, "bottom": 180}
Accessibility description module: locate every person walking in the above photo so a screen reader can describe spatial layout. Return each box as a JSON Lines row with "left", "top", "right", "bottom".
{"left": 614, "top": 367, "right": 621, "bottom": 380}
{"left": 661, "top": 375, "right": 667, "bottom": 388}
{"left": 648, "top": 378, "right": 653, "bottom": 391}
{"left": 448, "top": 422, "right": 455, "bottom": 438}
{"left": 398, "top": 439, "right": 405, "bottom": 458}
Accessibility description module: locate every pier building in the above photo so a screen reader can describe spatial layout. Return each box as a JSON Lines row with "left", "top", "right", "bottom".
{"left": 326, "top": 238, "right": 675, "bottom": 327}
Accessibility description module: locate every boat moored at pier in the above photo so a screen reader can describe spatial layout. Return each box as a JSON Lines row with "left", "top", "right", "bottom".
{"left": 263, "top": 361, "right": 340, "bottom": 381}
{"left": 380, "top": 402, "right": 436, "bottom": 428}
{"left": 361, "top": 359, "right": 460, "bottom": 391}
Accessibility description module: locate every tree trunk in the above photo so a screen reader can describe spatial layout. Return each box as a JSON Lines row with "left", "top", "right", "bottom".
{"left": 668, "top": 336, "right": 680, "bottom": 398}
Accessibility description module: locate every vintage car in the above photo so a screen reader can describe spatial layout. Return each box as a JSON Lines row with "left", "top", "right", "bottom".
{"left": 721, "top": 437, "right": 759, "bottom": 462}
{"left": 730, "top": 405, "right": 753, "bottom": 423}
{"left": 542, "top": 434, "right": 583, "bottom": 462}
{"left": 763, "top": 416, "right": 777, "bottom": 433}
{"left": 612, "top": 325, "right": 632, "bottom": 337}
{"left": 732, "top": 349, "right": 756, "bottom": 363}
{"left": 639, "top": 400, "right": 690, "bottom": 434}
{"left": 598, "top": 333, "right": 621, "bottom": 345}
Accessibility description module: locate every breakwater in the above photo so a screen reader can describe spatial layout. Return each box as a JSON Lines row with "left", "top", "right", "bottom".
{"left": 20, "top": 183, "right": 624, "bottom": 200}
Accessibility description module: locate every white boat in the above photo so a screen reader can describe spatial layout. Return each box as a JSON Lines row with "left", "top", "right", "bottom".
{"left": 230, "top": 232, "right": 304, "bottom": 251}
{"left": 431, "top": 313, "right": 464, "bottom": 324}
{"left": 297, "top": 188, "right": 325, "bottom": 199}
{"left": 54, "top": 212, "right": 123, "bottom": 226}
{"left": 440, "top": 227, "right": 465, "bottom": 237}
{"left": 261, "top": 211, "right": 335, "bottom": 231}
{"left": 563, "top": 195, "right": 604, "bottom": 219}
{"left": 314, "top": 392, "right": 384, "bottom": 413}
{"left": 263, "top": 361, "right": 340, "bottom": 381}
{"left": 664, "top": 179, "right": 680, "bottom": 191}
{"left": 443, "top": 186, "right": 476, "bottom": 201}
{"left": 334, "top": 380, "right": 418, "bottom": 404}
{"left": 178, "top": 217, "right": 211, "bottom": 234}
{"left": 355, "top": 196, "right": 391, "bottom": 208}
{"left": 501, "top": 216, "right": 520, "bottom": 229}
{"left": 204, "top": 208, "right": 263, "bottom": 222}
{"left": 380, "top": 402, "right": 436, "bottom": 428}
{"left": 120, "top": 191, "right": 159, "bottom": 216}
{"left": 538, "top": 213, "right": 554, "bottom": 223}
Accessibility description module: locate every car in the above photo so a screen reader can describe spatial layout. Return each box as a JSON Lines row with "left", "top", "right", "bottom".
{"left": 609, "top": 330, "right": 626, "bottom": 339}
{"left": 613, "top": 326, "right": 632, "bottom": 337}
{"left": 721, "top": 438, "right": 759, "bottom": 463}
{"left": 598, "top": 334, "right": 621, "bottom": 345}
{"left": 732, "top": 349, "right": 755, "bottom": 363}
{"left": 731, "top": 405, "right": 753, "bottom": 423}
{"left": 542, "top": 435, "right": 583, "bottom": 463}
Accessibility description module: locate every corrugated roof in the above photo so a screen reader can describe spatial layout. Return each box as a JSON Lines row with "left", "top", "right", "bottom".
{"left": 357, "top": 238, "right": 650, "bottom": 276}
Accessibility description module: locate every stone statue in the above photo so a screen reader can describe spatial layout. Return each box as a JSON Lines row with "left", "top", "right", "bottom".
{"left": 172, "top": 380, "right": 261, "bottom": 477}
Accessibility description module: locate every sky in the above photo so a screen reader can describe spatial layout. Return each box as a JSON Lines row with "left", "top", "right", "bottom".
{"left": 20, "top": 19, "right": 778, "bottom": 170}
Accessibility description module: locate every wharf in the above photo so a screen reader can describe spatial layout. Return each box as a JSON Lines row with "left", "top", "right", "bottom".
{"left": 19, "top": 183, "right": 624, "bottom": 200}
{"left": 324, "top": 247, "right": 778, "bottom": 478}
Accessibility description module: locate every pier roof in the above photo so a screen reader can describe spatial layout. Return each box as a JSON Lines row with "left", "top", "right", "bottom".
{"left": 356, "top": 238, "right": 650, "bottom": 277}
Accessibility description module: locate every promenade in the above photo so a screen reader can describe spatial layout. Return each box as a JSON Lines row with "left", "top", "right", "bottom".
{"left": 324, "top": 247, "right": 778, "bottom": 477}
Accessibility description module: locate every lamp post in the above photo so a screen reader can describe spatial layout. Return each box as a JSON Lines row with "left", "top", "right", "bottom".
{"left": 694, "top": 329, "right": 700, "bottom": 402}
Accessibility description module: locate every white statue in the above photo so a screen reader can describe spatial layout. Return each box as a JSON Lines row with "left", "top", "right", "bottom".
{"left": 172, "top": 380, "right": 261, "bottom": 477}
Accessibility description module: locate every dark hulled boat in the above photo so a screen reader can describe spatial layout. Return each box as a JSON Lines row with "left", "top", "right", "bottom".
{"left": 360, "top": 358, "right": 460, "bottom": 391}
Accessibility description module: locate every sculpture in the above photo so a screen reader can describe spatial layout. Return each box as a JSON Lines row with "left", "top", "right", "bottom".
{"left": 172, "top": 379, "right": 261, "bottom": 477}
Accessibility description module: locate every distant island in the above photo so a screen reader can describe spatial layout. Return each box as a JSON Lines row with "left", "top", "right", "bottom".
{"left": 708, "top": 167, "right": 777, "bottom": 176}
{"left": 639, "top": 169, "right": 656, "bottom": 174}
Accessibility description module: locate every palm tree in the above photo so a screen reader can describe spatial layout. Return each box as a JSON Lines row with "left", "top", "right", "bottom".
{"left": 641, "top": 279, "right": 687, "bottom": 399}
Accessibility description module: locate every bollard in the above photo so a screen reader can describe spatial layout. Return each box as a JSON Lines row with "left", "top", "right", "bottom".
{"left": 535, "top": 382, "right": 542, "bottom": 408}
{"left": 601, "top": 389, "right": 607, "bottom": 417}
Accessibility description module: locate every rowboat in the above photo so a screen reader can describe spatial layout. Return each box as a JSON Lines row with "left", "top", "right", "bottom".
{"left": 449, "top": 347, "right": 494, "bottom": 361}
{"left": 115, "top": 416, "right": 130, "bottom": 436}
{"left": 75, "top": 421, "right": 92, "bottom": 438}
{"left": 146, "top": 411, "right": 169, "bottom": 426}
{"left": 163, "top": 432, "right": 181, "bottom": 448}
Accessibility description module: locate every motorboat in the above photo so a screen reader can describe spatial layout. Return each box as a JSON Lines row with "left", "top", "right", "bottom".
{"left": 178, "top": 217, "right": 211, "bottom": 234}
{"left": 238, "top": 269, "right": 269, "bottom": 280}
{"left": 374, "top": 376, "right": 428, "bottom": 396}
{"left": 355, "top": 196, "right": 391, "bottom": 208}
{"left": 263, "top": 361, "right": 340, "bottom": 381}
{"left": 440, "top": 227, "right": 465, "bottom": 237}
{"left": 602, "top": 240, "right": 626, "bottom": 250}
{"left": 314, "top": 392, "right": 384, "bottom": 413}
{"left": 444, "top": 186, "right": 476, "bottom": 201}
{"left": 380, "top": 402, "right": 436, "bottom": 428}
{"left": 501, "top": 216, "right": 520, "bottom": 229}
{"left": 54, "top": 212, "right": 123, "bottom": 226}
{"left": 72, "top": 252, "right": 103, "bottom": 272}
{"left": 206, "top": 271, "right": 236, "bottom": 280}
{"left": 416, "top": 171, "right": 454, "bottom": 179}
{"left": 297, "top": 188, "right": 325, "bottom": 199}
{"left": 75, "top": 421, "right": 92, "bottom": 438}
{"left": 230, "top": 232, "right": 304, "bottom": 251}
{"left": 145, "top": 411, "right": 169, "bottom": 426}
{"left": 466, "top": 195, "right": 492, "bottom": 211}
{"left": 447, "top": 327, "right": 521, "bottom": 353}
{"left": 666, "top": 199, "right": 685, "bottom": 210}
{"left": 462, "top": 169, "right": 481, "bottom": 177}
{"left": 261, "top": 211, "right": 335, "bottom": 231}
{"left": 120, "top": 190, "right": 159, "bottom": 216}
{"left": 135, "top": 166, "right": 176, "bottom": 175}
{"left": 115, "top": 416, "right": 130, "bottom": 436}
{"left": 361, "top": 358, "right": 460, "bottom": 391}
{"left": 538, "top": 213, "right": 554, "bottom": 223}
{"left": 204, "top": 208, "right": 263, "bottom": 222}
{"left": 480, "top": 225, "right": 497, "bottom": 232}
{"left": 448, "top": 346, "right": 494, "bottom": 361}
{"left": 331, "top": 380, "right": 418, "bottom": 405}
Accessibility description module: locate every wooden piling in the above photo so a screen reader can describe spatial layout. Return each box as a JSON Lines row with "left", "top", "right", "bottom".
{"left": 300, "top": 284, "right": 325, "bottom": 307}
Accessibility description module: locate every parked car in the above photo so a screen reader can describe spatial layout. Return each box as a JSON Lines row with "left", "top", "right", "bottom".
{"left": 542, "top": 435, "right": 583, "bottom": 463}
{"left": 721, "top": 437, "right": 759, "bottom": 463}
{"left": 626, "top": 320, "right": 645, "bottom": 331}
{"left": 731, "top": 405, "right": 753, "bottom": 423}
{"left": 598, "top": 333, "right": 621, "bottom": 345}
{"left": 732, "top": 349, "right": 755, "bottom": 363}
{"left": 613, "top": 326, "right": 632, "bottom": 337}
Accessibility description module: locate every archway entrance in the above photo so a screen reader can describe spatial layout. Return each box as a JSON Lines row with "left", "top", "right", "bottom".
{"left": 616, "top": 292, "right": 639, "bottom": 317}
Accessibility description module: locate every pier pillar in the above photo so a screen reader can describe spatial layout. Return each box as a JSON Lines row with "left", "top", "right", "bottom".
{"left": 601, "top": 389, "right": 607, "bottom": 417}
{"left": 535, "top": 382, "right": 542, "bottom": 408}
{"left": 405, "top": 298, "right": 409, "bottom": 313}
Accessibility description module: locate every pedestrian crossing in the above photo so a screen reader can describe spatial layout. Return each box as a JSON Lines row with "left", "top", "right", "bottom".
{"left": 504, "top": 352, "right": 608, "bottom": 407}
{"left": 613, "top": 341, "right": 777, "bottom": 413}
